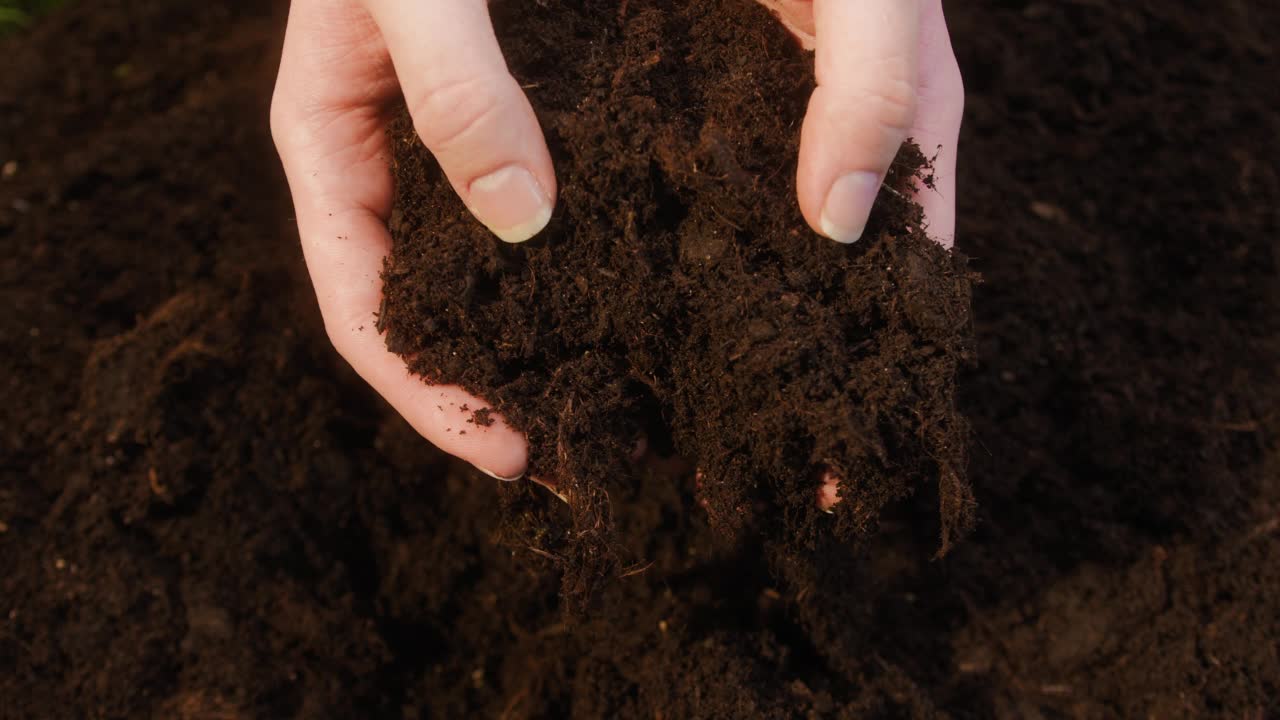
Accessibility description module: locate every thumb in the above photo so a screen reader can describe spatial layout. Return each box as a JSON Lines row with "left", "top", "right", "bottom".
{"left": 363, "top": 0, "right": 555, "bottom": 243}
{"left": 797, "top": 0, "right": 920, "bottom": 244}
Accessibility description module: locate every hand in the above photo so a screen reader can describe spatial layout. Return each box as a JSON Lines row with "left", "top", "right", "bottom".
{"left": 270, "top": 0, "right": 964, "bottom": 484}
{"left": 757, "top": 1, "right": 965, "bottom": 510}
{"left": 270, "top": 0, "right": 534, "bottom": 480}
{"left": 757, "top": 0, "right": 963, "bottom": 246}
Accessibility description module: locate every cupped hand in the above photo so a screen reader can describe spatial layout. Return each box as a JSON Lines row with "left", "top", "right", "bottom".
{"left": 270, "top": 0, "right": 964, "bottom": 484}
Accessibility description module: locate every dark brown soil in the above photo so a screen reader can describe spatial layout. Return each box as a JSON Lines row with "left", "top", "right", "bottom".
{"left": 2, "top": 0, "right": 1278, "bottom": 718}
{"left": 379, "top": 0, "right": 976, "bottom": 606}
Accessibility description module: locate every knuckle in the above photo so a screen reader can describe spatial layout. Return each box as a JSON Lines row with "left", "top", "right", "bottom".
{"left": 920, "top": 58, "right": 965, "bottom": 130}
{"left": 268, "top": 84, "right": 318, "bottom": 159}
{"left": 946, "top": 62, "right": 966, "bottom": 118}
{"left": 310, "top": 283, "right": 368, "bottom": 361}
{"left": 866, "top": 75, "right": 919, "bottom": 134}
{"left": 321, "top": 311, "right": 360, "bottom": 362}
{"left": 322, "top": 319, "right": 348, "bottom": 355}
{"left": 268, "top": 88, "right": 293, "bottom": 151}
{"left": 408, "top": 74, "right": 512, "bottom": 154}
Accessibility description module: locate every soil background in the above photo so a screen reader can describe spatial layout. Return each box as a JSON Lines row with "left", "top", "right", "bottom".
{"left": 1, "top": 1, "right": 1277, "bottom": 718}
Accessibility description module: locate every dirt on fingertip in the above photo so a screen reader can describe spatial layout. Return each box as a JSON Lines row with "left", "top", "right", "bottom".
{"left": 378, "top": 0, "right": 977, "bottom": 610}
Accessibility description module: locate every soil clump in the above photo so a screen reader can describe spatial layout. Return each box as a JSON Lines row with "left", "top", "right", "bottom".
{"left": 381, "top": 0, "right": 975, "bottom": 604}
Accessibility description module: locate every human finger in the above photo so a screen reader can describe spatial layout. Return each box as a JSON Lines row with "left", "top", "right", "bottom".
{"left": 797, "top": 0, "right": 921, "bottom": 244}
{"left": 361, "top": 0, "right": 556, "bottom": 243}
{"left": 272, "top": 0, "right": 529, "bottom": 478}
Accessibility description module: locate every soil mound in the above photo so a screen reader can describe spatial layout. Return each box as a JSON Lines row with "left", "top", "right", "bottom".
{"left": 380, "top": 0, "right": 975, "bottom": 605}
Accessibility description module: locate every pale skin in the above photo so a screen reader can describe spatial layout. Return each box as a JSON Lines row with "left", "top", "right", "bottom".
{"left": 271, "top": 0, "right": 964, "bottom": 507}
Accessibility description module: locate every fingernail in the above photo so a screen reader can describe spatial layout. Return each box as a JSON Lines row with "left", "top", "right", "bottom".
{"left": 467, "top": 165, "right": 552, "bottom": 244}
{"left": 476, "top": 465, "right": 524, "bottom": 482}
{"left": 820, "top": 171, "right": 881, "bottom": 244}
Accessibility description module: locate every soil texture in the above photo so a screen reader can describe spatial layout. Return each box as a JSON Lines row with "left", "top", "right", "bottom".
{"left": 0, "top": 0, "right": 1277, "bottom": 718}
{"left": 380, "top": 0, "right": 975, "bottom": 606}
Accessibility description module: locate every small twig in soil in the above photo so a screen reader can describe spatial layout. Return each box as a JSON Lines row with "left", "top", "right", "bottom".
{"left": 530, "top": 475, "right": 569, "bottom": 504}
{"left": 619, "top": 560, "right": 654, "bottom": 578}
{"left": 525, "top": 545, "right": 563, "bottom": 563}
{"left": 1245, "top": 515, "right": 1280, "bottom": 542}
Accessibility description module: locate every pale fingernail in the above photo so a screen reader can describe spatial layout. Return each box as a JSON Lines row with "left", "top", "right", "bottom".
{"left": 819, "top": 171, "right": 881, "bottom": 244}
{"left": 476, "top": 465, "right": 524, "bottom": 482}
{"left": 467, "top": 165, "right": 552, "bottom": 244}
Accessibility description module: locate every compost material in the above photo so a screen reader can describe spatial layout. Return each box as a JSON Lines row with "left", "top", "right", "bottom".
{"left": 379, "top": 0, "right": 975, "bottom": 605}
{"left": 1, "top": 0, "right": 1278, "bottom": 718}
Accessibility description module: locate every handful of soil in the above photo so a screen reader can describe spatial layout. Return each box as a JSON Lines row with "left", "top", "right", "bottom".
{"left": 379, "top": 0, "right": 975, "bottom": 606}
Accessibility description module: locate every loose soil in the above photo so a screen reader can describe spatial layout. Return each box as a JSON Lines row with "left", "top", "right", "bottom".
{"left": 1, "top": 1, "right": 1277, "bottom": 718}
{"left": 380, "top": 0, "right": 976, "bottom": 608}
